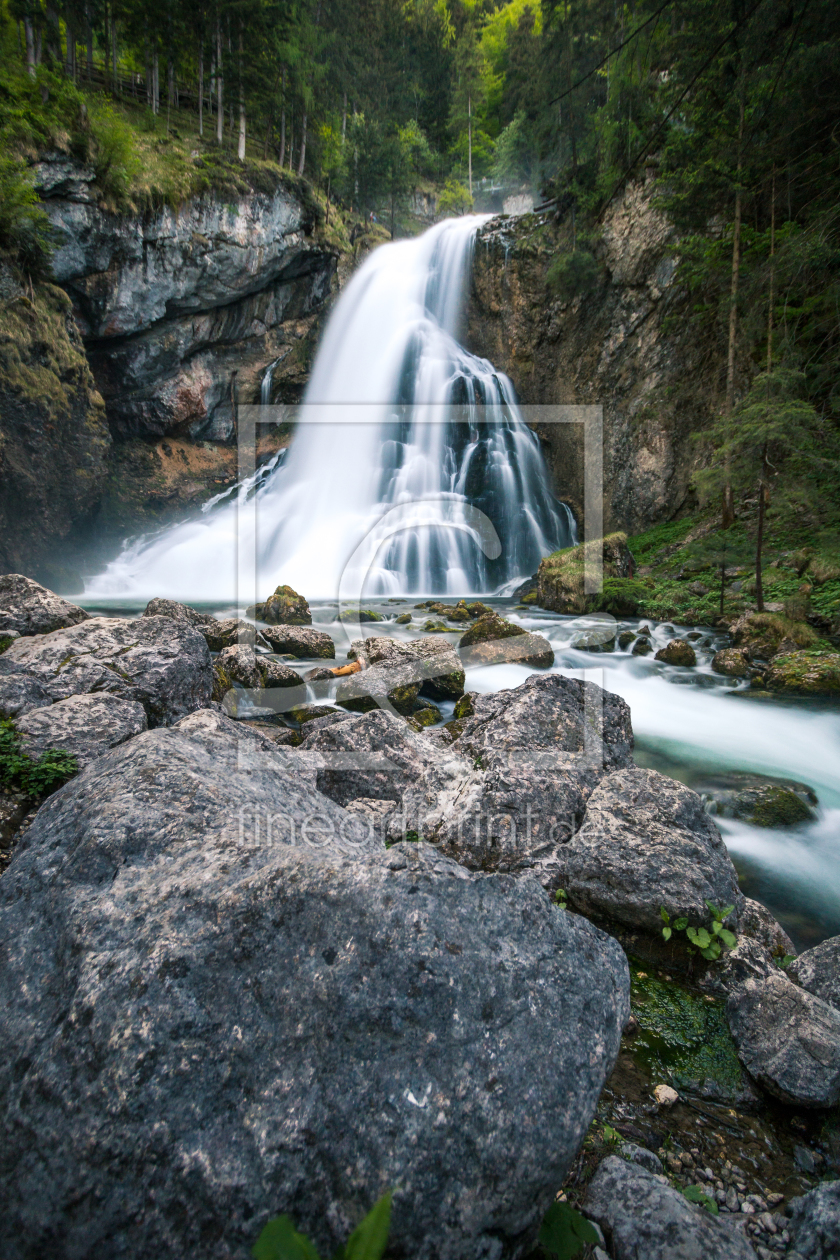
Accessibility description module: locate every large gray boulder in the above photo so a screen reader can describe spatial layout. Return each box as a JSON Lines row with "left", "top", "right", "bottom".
{"left": 0, "top": 708, "right": 630, "bottom": 1260}
{"left": 259, "top": 625, "right": 335, "bottom": 659}
{"left": 585, "top": 1156, "right": 757, "bottom": 1260}
{"left": 0, "top": 616, "right": 213, "bottom": 726}
{"left": 300, "top": 708, "right": 456, "bottom": 812}
{"left": 788, "top": 935, "right": 840, "bottom": 1011}
{"left": 0, "top": 574, "right": 89, "bottom": 637}
{"left": 786, "top": 1180, "right": 840, "bottom": 1260}
{"left": 395, "top": 674, "right": 633, "bottom": 882}
{"left": 16, "top": 693, "right": 148, "bottom": 768}
{"left": 0, "top": 673, "right": 52, "bottom": 720}
{"left": 142, "top": 597, "right": 216, "bottom": 629}
{"left": 726, "top": 971, "right": 840, "bottom": 1107}
{"left": 558, "top": 767, "right": 744, "bottom": 933}
{"left": 350, "top": 635, "right": 465, "bottom": 701}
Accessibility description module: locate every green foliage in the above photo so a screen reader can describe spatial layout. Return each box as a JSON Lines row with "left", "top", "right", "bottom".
{"left": 0, "top": 718, "right": 78, "bottom": 798}
{"left": 437, "top": 177, "right": 473, "bottom": 217}
{"left": 253, "top": 1192, "right": 392, "bottom": 1260}
{"left": 546, "top": 249, "right": 598, "bottom": 301}
{"left": 538, "top": 1200, "right": 599, "bottom": 1260}
{"left": 682, "top": 1184, "right": 719, "bottom": 1215}
{"left": 660, "top": 903, "right": 736, "bottom": 962}
{"left": 88, "top": 100, "right": 140, "bottom": 202}
{"left": 0, "top": 153, "right": 51, "bottom": 274}
{"left": 627, "top": 519, "right": 696, "bottom": 567}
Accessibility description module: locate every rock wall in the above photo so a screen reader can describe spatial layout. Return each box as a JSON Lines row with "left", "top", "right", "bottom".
{"left": 37, "top": 154, "right": 338, "bottom": 441}
{"left": 466, "top": 180, "right": 713, "bottom": 535}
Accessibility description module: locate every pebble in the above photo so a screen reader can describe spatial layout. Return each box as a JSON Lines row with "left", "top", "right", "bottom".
{"left": 653, "top": 1084, "right": 679, "bottom": 1107}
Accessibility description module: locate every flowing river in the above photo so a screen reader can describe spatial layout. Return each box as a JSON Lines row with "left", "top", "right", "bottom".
{"left": 79, "top": 218, "right": 840, "bottom": 951}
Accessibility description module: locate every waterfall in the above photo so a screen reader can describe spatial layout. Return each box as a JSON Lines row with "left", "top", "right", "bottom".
{"left": 86, "top": 216, "right": 574, "bottom": 602}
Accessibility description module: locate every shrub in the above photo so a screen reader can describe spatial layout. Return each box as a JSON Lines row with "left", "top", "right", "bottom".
{"left": 0, "top": 718, "right": 78, "bottom": 798}
{"left": 437, "top": 178, "right": 473, "bottom": 217}
{"left": 0, "top": 155, "right": 51, "bottom": 275}
{"left": 89, "top": 99, "right": 139, "bottom": 202}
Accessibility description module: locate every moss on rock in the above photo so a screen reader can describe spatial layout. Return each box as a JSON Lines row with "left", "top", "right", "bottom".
{"left": 761, "top": 651, "right": 840, "bottom": 696}
{"left": 537, "top": 533, "right": 635, "bottom": 614}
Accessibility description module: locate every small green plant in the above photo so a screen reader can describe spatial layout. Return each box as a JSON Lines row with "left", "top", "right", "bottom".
{"left": 554, "top": 888, "right": 568, "bottom": 909}
{"left": 0, "top": 718, "right": 78, "bottom": 798}
{"left": 682, "top": 1184, "right": 719, "bottom": 1215}
{"left": 660, "top": 902, "right": 737, "bottom": 962}
{"left": 253, "top": 1190, "right": 391, "bottom": 1260}
{"left": 779, "top": 953, "right": 797, "bottom": 969}
{"left": 538, "top": 1200, "right": 599, "bottom": 1259}
{"left": 601, "top": 1124, "right": 621, "bottom": 1147}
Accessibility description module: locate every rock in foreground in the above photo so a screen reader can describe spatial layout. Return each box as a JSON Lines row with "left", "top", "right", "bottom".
{"left": 786, "top": 1180, "right": 840, "bottom": 1260}
{"left": 0, "top": 573, "right": 90, "bottom": 637}
{"left": 585, "top": 1156, "right": 757, "bottom": 1260}
{"left": 788, "top": 935, "right": 840, "bottom": 1011}
{"left": 0, "top": 616, "right": 212, "bottom": 726}
{"left": 0, "top": 709, "right": 630, "bottom": 1260}
{"left": 16, "top": 693, "right": 147, "bottom": 768}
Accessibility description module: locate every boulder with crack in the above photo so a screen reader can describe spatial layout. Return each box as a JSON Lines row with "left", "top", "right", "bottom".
{"left": 786, "top": 1180, "right": 840, "bottom": 1260}
{"left": 0, "top": 708, "right": 630, "bottom": 1260}
{"left": 0, "top": 616, "right": 213, "bottom": 726}
{"left": 585, "top": 1155, "right": 757, "bottom": 1260}
{"left": 391, "top": 673, "right": 633, "bottom": 883}
{"left": 0, "top": 574, "right": 90, "bottom": 637}
{"left": 557, "top": 766, "right": 744, "bottom": 933}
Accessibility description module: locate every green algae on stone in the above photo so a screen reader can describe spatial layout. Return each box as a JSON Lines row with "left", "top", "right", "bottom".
{"left": 458, "top": 612, "right": 526, "bottom": 648}
{"left": 453, "top": 693, "right": 475, "bottom": 720}
{"left": 629, "top": 969, "right": 744, "bottom": 1098}
{"left": 761, "top": 651, "right": 840, "bottom": 696}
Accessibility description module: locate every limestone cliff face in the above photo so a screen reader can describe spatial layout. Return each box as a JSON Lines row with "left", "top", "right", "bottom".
{"left": 467, "top": 180, "right": 711, "bottom": 534}
{"left": 36, "top": 154, "right": 337, "bottom": 441}
{"left": 0, "top": 275, "right": 110, "bottom": 586}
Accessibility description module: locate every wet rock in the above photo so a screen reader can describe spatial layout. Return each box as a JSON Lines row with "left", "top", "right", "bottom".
{"left": 537, "top": 535, "right": 635, "bottom": 615}
{"left": 632, "top": 636, "right": 653, "bottom": 656}
{"left": 618, "top": 630, "right": 636, "bottom": 649}
{"left": 786, "top": 1180, "right": 840, "bottom": 1260}
{"left": 351, "top": 637, "right": 465, "bottom": 701}
{"left": 142, "top": 597, "right": 215, "bottom": 630}
{"left": 619, "top": 1142, "right": 663, "bottom": 1174}
{"left": 0, "top": 574, "right": 89, "bottom": 637}
{"left": 394, "top": 612, "right": 412, "bottom": 624}
{"left": 788, "top": 936, "right": 840, "bottom": 1011}
{"left": 585, "top": 1156, "right": 757, "bottom": 1260}
{"left": 422, "top": 619, "right": 450, "bottom": 633}
{"left": 761, "top": 652, "right": 840, "bottom": 697}
{"left": 259, "top": 625, "right": 335, "bottom": 659}
{"left": 248, "top": 584, "right": 311, "bottom": 625}
{"left": 712, "top": 647, "right": 751, "bottom": 677}
{"left": 655, "top": 639, "right": 697, "bottom": 666}
{"left": 214, "top": 644, "right": 302, "bottom": 692}
{"left": 202, "top": 617, "right": 260, "bottom": 652}
{"left": 0, "top": 628, "right": 20, "bottom": 652}
{"left": 558, "top": 767, "right": 743, "bottom": 934}
{"left": 698, "top": 772, "right": 818, "bottom": 827}
{"left": 571, "top": 625, "right": 617, "bottom": 652}
{"left": 300, "top": 708, "right": 452, "bottom": 808}
{"left": 458, "top": 613, "right": 554, "bottom": 668}
{"left": 0, "top": 709, "right": 630, "bottom": 1259}
{"left": 726, "top": 971, "right": 840, "bottom": 1107}
{"left": 393, "top": 674, "right": 633, "bottom": 882}
{"left": 16, "top": 694, "right": 147, "bottom": 768}
{"left": 304, "top": 665, "right": 338, "bottom": 682}
{"left": 0, "top": 616, "right": 212, "bottom": 727}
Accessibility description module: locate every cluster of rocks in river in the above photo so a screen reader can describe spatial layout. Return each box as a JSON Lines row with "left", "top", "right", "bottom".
{"left": 1, "top": 573, "right": 838, "bottom": 1258}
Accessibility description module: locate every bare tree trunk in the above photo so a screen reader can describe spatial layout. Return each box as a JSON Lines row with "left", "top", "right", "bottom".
{"left": 755, "top": 444, "right": 768, "bottom": 612}
{"left": 215, "top": 19, "right": 223, "bottom": 144}
{"left": 24, "top": 15, "right": 36, "bottom": 77}
{"left": 85, "top": 6, "right": 92, "bottom": 76}
{"left": 341, "top": 90, "right": 347, "bottom": 144}
{"left": 198, "top": 45, "right": 204, "bottom": 137}
{"left": 467, "top": 94, "right": 472, "bottom": 199}
{"left": 767, "top": 165, "right": 775, "bottom": 373}
{"left": 65, "top": 14, "right": 75, "bottom": 80}
{"left": 153, "top": 51, "right": 159, "bottom": 114}
{"left": 237, "top": 28, "right": 246, "bottom": 160}
{"left": 279, "top": 66, "right": 286, "bottom": 166}
{"left": 722, "top": 89, "right": 745, "bottom": 529}
{"left": 112, "top": 15, "right": 117, "bottom": 91}
{"left": 297, "top": 108, "right": 307, "bottom": 175}
{"left": 45, "top": 3, "right": 60, "bottom": 62}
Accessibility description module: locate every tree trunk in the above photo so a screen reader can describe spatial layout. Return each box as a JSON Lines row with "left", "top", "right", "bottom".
{"left": 237, "top": 29, "right": 246, "bottom": 161}
{"left": 278, "top": 65, "right": 286, "bottom": 166}
{"left": 112, "top": 15, "right": 117, "bottom": 91}
{"left": 467, "top": 94, "right": 472, "bottom": 199}
{"left": 767, "top": 165, "right": 776, "bottom": 373}
{"left": 722, "top": 88, "right": 745, "bottom": 529}
{"left": 297, "top": 109, "right": 307, "bottom": 175}
{"left": 198, "top": 46, "right": 204, "bottom": 137}
{"left": 755, "top": 445, "right": 768, "bottom": 613}
{"left": 24, "top": 15, "right": 36, "bottom": 77}
{"left": 341, "top": 90, "right": 347, "bottom": 144}
{"left": 85, "top": 6, "right": 92, "bottom": 76}
{"left": 65, "top": 14, "right": 75, "bottom": 80}
{"left": 215, "top": 19, "right": 223, "bottom": 144}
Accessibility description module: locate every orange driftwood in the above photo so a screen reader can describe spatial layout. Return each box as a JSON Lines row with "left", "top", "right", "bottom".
{"left": 330, "top": 661, "right": 362, "bottom": 676}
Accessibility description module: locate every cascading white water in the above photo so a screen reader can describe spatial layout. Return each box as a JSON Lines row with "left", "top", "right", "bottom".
{"left": 86, "top": 216, "right": 573, "bottom": 602}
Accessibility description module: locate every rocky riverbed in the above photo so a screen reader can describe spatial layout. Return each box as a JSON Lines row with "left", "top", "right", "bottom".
{"left": 1, "top": 573, "right": 838, "bottom": 1259}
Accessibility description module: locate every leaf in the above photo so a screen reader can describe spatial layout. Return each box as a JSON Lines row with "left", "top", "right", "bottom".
{"left": 673, "top": 917, "right": 688, "bottom": 931}
{"left": 539, "top": 1201, "right": 599, "bottom": 1260}
{"left": 343, "top": 1191, "right": 393, "bottom": 1260}
{"left": 718, "top": 928, "right": 737, "bottom": 949}
{"left": 718, "top": 905, "right": 735, "bottom": 921}
{"left": 700, "top": 940, "right": 722, "bottom": 961}
{"left": 780, "top": 953, "right": 797, "bottom": 968}
{"left": 686, "top": 927, "right": 711, "bottom": 950}
{"left": 662, "top": 926, "right": 672, "bottom": 941}
{"left": 253, "top": 1217, "right": 322, "bottom": 1260}
{"left": 660, "top": 907, "right": 671, "bottom": 925}
{"left": 683, "top": 1185, "right": 719, "bottom": 1215}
